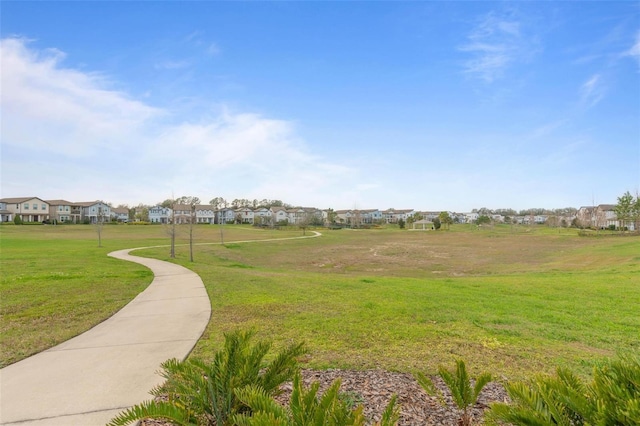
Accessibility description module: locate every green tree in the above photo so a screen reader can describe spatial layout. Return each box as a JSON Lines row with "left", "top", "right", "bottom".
{"left": 108, "top": 329, "right": 307, "bottom": 426}
{"left": 417, "top": 360, "right": 491, "bottom": 426}
{"left": 614, "top": 191, "right": 634, "bottom": 232}
{"left": 397, "top": 218, "right": 406, "bottom": 229}
{"left": 439, "top": 211, "right": 453, "bottom": 230}
{"left": 326, "top": 208, "right": 337, "bottom": 224}
{"left": 476, "top": 215, "right": 491, "bottom": 225}
{"left": 433, "top": 217, "right": 441, "bottom": 230}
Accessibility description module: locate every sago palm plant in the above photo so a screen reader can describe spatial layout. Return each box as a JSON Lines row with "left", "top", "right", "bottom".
{"left": 416, "top": 359, "right": 492, "bottom": 426}
{"left": 108, "top": 329, "right": 307, "bottom": 426}
{"left": 232, "top": 372, "right": 400, "bottom": 426}
{"left": 486, "top": 354, "right": 640, "bottom": 425}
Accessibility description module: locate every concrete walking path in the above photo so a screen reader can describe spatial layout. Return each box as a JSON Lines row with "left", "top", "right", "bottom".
{"left": 0, "top": 248, "right": 212, "bottom": 426}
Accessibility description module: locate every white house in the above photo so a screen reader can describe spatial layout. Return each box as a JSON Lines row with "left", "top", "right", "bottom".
{"left": 196, "top": 205, "right": 215, "bottom": 224}
{"left": 382, "top": 209, "right": 414, "bottom": 223}
{"left": 76, "top": 201, "right": 111, "bottom": 224}
{"left": 149, "top": 205, "right": 172, "bottom": 224}
{"left": 235, "top": 207, "right": 255, "bottom": 224}
{"left": 253, "top": 207, "right": 271, "bottom": 226}
{"left": 270, "top": 206, "right": 289, "bottom": 224}
{"left": 465, "top": 212, "right": 479, "bottom": 223}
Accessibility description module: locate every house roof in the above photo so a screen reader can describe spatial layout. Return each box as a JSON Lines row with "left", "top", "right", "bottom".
{"left": 0, "top": 197, "right": 44, "bottom": 203}
{"left": 74, "top": 201, "right": 106, "bottom": 207}
{"left": 45, "top": 199, "right": 73, "bottom": 206}
{"left": 383, "top": 209, "right": 413, "bottom": 214}
{"left": 414, "top": 219, "right": 434, "bottom": 224}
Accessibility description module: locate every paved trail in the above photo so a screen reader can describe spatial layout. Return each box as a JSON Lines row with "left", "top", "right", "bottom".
{"left": 0, "top": 231, "right": 321, "bottom": 425}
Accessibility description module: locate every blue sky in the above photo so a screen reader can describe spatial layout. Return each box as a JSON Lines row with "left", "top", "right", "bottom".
{"left": 2, "top": 1, "right": 639, "bottom": 211}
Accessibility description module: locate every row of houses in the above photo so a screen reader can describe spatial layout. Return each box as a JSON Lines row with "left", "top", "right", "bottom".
{"left": 575, "top": 204, "right": 636, "bottom": 230}
{"left": 0, "top": 197, "right": 127, "bottom": 224}
{"left": 149, "top": 205, "right": 324, "bottom": 225}
{"left": 0, "top": 196, "right": 633, "bottom": 230}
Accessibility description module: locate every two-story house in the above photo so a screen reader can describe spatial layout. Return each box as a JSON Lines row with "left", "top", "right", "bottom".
{"left": 270, "top": 207, "right": 289, "bottom": 224}
{"left": 46, "top": 200, "right": 74, "bottom": 223}
{"left": 382, "top": 208, "right": 414, "bottom": 224}
{"left": 111, "top": 207, "right": 130, "bottom": 222}
{"left": 0, "top": 201, "right": 13, "bottom": 222}
{"left": 76, "top": 201, "right": 111, "bottom": 224}
{"left": 216, "top": 208, "right": 236, "bottom": 224}
{"left": 235, "top": 207, "right": 255, "bottom": 224}
{"left": 0, "top": 197, "right": 50, "bottom": 223}
{"left": 196, "top": 205, "right": 215, "bottom": 224}
{"left": 149, "top": 205, "right": 172, "bottom": 224}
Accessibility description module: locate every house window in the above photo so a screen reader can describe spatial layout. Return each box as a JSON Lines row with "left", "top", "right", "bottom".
{"left": 42, "top": 204, "right": 47, "bottom": 210}
{"left": 24, "top": 204, "right": 29, "bottom": 210}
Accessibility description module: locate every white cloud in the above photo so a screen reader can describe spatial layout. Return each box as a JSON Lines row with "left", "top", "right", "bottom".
{"left": 1, "top": 37, "right": 161, "bottom": 156}
{"left": 580, "top": 74, "right": 605, "bottom": 108}
{"left": 624, "top": 30, "right": 640, "bottom": 69}
{"left": 0, "top": 37, "right": 356, "bottom": 207}
{"left": 207, "top": 42, "right": 221, "bottom": 56}
{"left": 154, "top": 60, "right": 190, "bottom": 70}
{"left": 460, "top": 11, "right": 536, "bottom": 83}
{"left": 527, "top": 120, "right": 568, "bottom": 140}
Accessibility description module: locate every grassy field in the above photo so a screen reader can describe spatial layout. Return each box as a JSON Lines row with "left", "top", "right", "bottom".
{"left": 1, "top": 223, "right": 638, "bottom": 380}
{"left": 0, "top": 223, "right": 300, "bottom": 367}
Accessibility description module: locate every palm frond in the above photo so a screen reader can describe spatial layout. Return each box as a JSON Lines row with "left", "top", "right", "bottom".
{"left": 376, "top": 394, "right": 400, "bottom": 426}
{"left": 107, "top": 400, "right": 197, "bottom": 426}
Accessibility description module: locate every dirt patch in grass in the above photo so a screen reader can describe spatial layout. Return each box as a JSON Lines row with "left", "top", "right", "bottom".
{"left": 216, "top": 230, "right": 628, "bottom": 278}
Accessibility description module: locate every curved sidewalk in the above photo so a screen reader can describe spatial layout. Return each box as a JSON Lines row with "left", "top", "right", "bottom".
{"left": 0, "top": 248, "right": 211, "bottom": 426}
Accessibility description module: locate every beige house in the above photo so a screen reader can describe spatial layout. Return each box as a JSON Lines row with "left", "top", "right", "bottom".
{"left": 47, "top": 200, "right": 74, "bottom": 223}
{"left": 0, "top": 201, "right": 13, "bottom": 222}
{"left": 0, "top": 197, "right": 50, "bottom": 223}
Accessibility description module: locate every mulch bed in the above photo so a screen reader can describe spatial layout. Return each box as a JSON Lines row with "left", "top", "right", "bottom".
{"left": 142, "top": 369, "right": 509, "bottom": 425}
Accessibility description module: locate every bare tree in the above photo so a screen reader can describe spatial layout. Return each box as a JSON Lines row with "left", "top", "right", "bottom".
{"left": 634, "top": 191, "right": 640, "bottom": 232}
{"left": 95, "top": 205, "right": 107, "bottom": 247}
{"left": 162, "top": 196, "right": 178, "bottom": 258}
{"left": 185, "top": 196, "right": 200, "bottom": 261}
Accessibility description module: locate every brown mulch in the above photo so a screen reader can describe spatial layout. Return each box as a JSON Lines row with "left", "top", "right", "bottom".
{"left": 141, "top": 369, "right": 509, "bottom": 425}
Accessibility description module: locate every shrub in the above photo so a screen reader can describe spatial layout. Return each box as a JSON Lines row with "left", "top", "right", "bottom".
{"left": 486, "top": 354, "right": 640, "bottom": 425}
{"left": 13, "top": 216, "right": 22, "bottom": 225}
{"left": 108, "top": 329, "right": 307, "bottom": 426}
{"left": 416, "top": 359, "right": 491, "bottom": 426}
{"left": 233, "top": 372, "right": 399, "bottom": 426}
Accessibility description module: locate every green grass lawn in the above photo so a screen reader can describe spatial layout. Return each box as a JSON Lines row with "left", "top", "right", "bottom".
{"left": 0, "top": 223, "right": 301, "bottom": 367}
{"left": 2, "top": 223, "right": 638, "bottom": 380}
